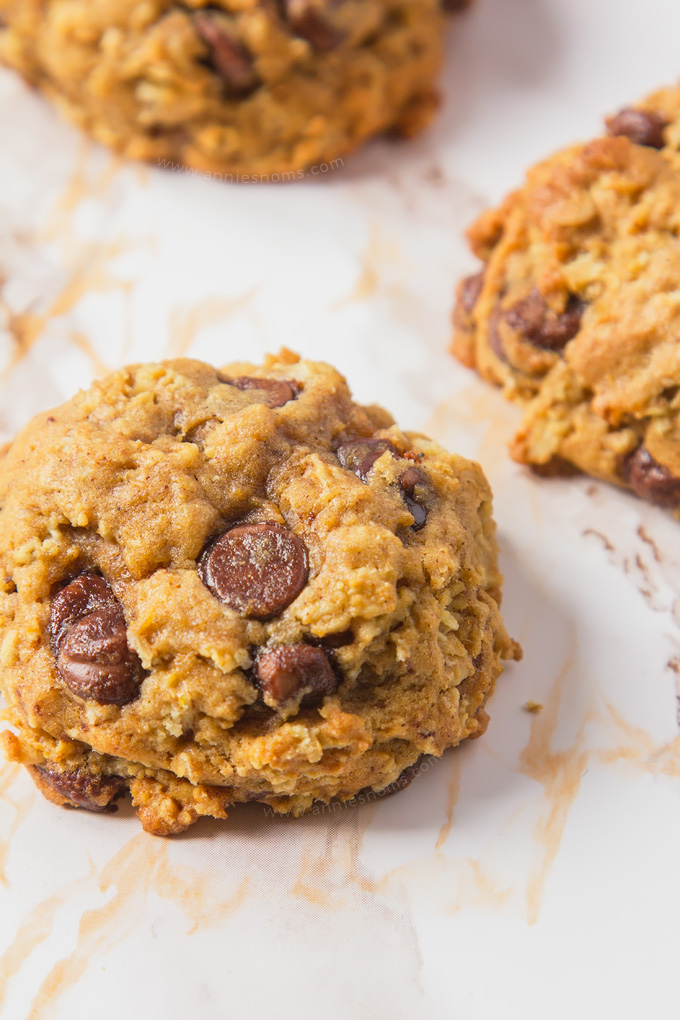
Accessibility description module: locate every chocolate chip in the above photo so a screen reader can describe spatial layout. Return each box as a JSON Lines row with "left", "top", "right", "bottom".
{"left": 505, "top": 288, "right": 583, "bottom": 352}
{"left": 458, "top": 268, "right": 486, "bottom": 315}
{"left": 318, "top": 628, "right": 354, "bottom": 649}
{"left": 50, "top": 573, "right": 113, "bottom": 651}
{"left": 195, "top": 11, "right": 258, "bottom": 95}
{"left": 336, "top": 438, "right": 398, "bottom": 481}
{"left": 529, "top": 457, "right": 581, "bottom": 478}
{"left": 282, "top": 1, "right": 344, "bottom": 51}
{"left": 200, "top": 522, "right": 308, "bottom": 619}
{"left": 32, "top": 764, "right": 124, "bottom": 812}
{"left": 225, "top": 376, "right": 300, "bottom": 408}
{"left": 626, "top": 445, "right": 680, "bottom": 509}
{"left": 255, "top": 644, "right": 338, "bottom": 708}
{"left": 399, "top": 466, "right": 428, "bottom": 531}
{"left": 57, "top": 607, "right": 144, "bottom": 705}
{"left": 606, "top": 108, "right": 667, "bottom": 149}
{"left": 50, "top": 574, "right": 145, "bottom": 705}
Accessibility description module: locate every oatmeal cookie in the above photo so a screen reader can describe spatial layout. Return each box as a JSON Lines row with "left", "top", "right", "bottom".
{"left": 0, "top": 352, "right": 519, "bottom": 835}
{"left": 452, "top": 88, "right": 680, "bottom": 510}
{"left": 0, "top": 0, "right": 461, "bottom": 178}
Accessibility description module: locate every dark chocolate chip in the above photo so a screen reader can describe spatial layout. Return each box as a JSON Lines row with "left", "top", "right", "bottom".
{"left": 505, "top": 288, "right": 583, "bottom": 352}
{"left": 399, "top": 466, "right": 428, "bottom": 531}
{"left": 225, "top": 376, "right": 300, "bottom": 408}
{"left": 200, "top": 522, "right": 308, "bottom": 619}
{"left": 255, "top": 644, "right": 338, "bottom": 708}
{"left": 33, "top": 764, "right": 124, "bottom": 812}
{"left": 626, "top": 445, "right": 680, "bottom": 509}
{"left": 50, "top": 573, "right": 114, "bottom": 651}
{"left": 318, "top": 628, "right": 354, "bottom": 649}
{"left": 442, "top": 0, "right": 470, "bottom": 9}
{"left": 529, "top": 457, "right": 581, "bottom": 478}
{"left": 282, "top": 1, "right": 344, "bottom": 51}
{"left": 458, "top": 268, "right": 486, "bottom": 315}
{"left": 195, "top": 11, "right": 258, "bottom": 95}
{"left": 606, "top": 108, "right": 667, "bottom": 149}
{"left": 336, "top": 438, "right": 398, "bottom": 481}
{"left": 57, "top": 607, "right": 145, "bottom": 705}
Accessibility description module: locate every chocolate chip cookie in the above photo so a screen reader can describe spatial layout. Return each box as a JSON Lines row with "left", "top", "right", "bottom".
{"left": 452, "top": 84, "right": 680, "bottom": 511}
{"left": 0, "top": 353, "right": 519, "bottom": 834}
{"left": 0, "top": 0, "right": 460, "bottom": 178}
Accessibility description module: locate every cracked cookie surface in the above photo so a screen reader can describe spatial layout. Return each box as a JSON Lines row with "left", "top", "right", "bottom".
{"left": 0, "top": 0, "right": 458, "bottom": 176}
{"left": 452, "top": 83, "right": 680, "bottom": 512}
{"left": 0, "top": 352, "right": 519, "bottom": 834}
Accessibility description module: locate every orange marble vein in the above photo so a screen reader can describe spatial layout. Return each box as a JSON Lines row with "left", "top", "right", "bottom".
{"left": 166, "top": 291, "right": 258, "bottom": 359}
{"left": 598, "top": 703, "right": 680, "bottom": 778}
{"left": 435, "top": 754, "right": 462, "bottom": 851}
{"left": 0, "top": 761, "right": 32, "bottom": 886}
{"left": 4, "top": 239, "right": 133, "bottom": 377}
{"left": 519, "top": 652, "right": 589, "bottom": 925}
{"left": 332, "top": 222, "right": 403, "bottom": 307}
{"left": 25, "top": 835, "right": 249, "bottom": 1020}
{"left": 0, "top": 869, "right": 96, "bottom": 1016}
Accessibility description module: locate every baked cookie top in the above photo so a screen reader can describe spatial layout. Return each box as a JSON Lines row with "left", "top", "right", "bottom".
{"left": 452, "top": 88, "right": 680, "bottom": 508}
{"left": 0, "top": 353, "right": 518, "bottom": 834}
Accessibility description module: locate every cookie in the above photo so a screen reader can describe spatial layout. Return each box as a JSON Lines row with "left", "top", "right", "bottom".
{"left": 0, "top": 352, "right": 519, "bottom": 835}
{"left": 452, "top": 88, "right": 680, "bottom": 510}
{"left": 0, "top": 0, "right": 460, "bottom": 178}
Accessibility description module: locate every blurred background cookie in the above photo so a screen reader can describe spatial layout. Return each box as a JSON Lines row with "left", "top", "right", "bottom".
{"left": 452, "top": 82, "right": 680, "bottom": 513}
{"left": 0, "top": 0, "right": 465, "bottom": 177}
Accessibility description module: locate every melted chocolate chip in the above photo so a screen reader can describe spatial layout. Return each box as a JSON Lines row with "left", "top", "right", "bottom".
{"left": 33, "top": 764, "right": 124, "bottom": 812}
{"left": 51, "top": 575, "right": 145, "bottom": 705}
{"left": 505, "top": 288, "right": 583, "bottom": 352}
{"left": 200, "top": 522, "right": 308, "bottom": 619}
{"left": 529, "top": 457, "right": 581, "bottom": 478}
{"left": 606, "top": 108, "right": 667, "bottom": 149}
{"left": 195, "top": 11, "right": 258, "bottom": 95}
{"left": 255, "top": 644, "right": 338, "bottom": 708}
{"left": 336, "top": 438, "right": 398, "bottom": 481}
{"left": 50, "top": 573, "right": 113, "bottom": 651}
{"left": 318, "top": 628, "right": 354, "bottom": 649}
{"left": 225, "top": 376, "right": 300, "bottom": 408}
{"left": 282, "top": 1, "right": 344, "bottom": 51}
{"left": 626, "top": 445, "right": 680, "bottom": 509}
{"left": 458, "top": 268, "right": 486, "bottom": 315}
{"left": 58, "top": 607, "right": 144, "bottom": 705}
{"left": 399, "top": 466, "right": 428, "bottom": 531}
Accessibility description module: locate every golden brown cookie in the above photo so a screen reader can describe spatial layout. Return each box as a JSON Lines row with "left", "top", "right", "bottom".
{"left": 0, "top": 0, "right": 461, "bottom": 178}
{"left": 452, "top": 85, "right": 680, "bottom": 511}
{"left": 0, "top": 352, "right": 519, "bottom": 835}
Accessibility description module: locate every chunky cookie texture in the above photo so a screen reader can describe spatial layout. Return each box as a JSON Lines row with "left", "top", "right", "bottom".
{"left": 0, "top": 353, "right": 519, "bottom": 835}
{"left": 0, "top": 0, "right": 460, "bottom": 177}
{"left": 452, "top": 83, "right": 680, "bottom": 511}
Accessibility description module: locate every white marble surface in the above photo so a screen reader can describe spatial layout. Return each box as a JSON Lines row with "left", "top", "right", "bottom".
{"left": 1, "top": 1, "right": 680, "bottom": 1017}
